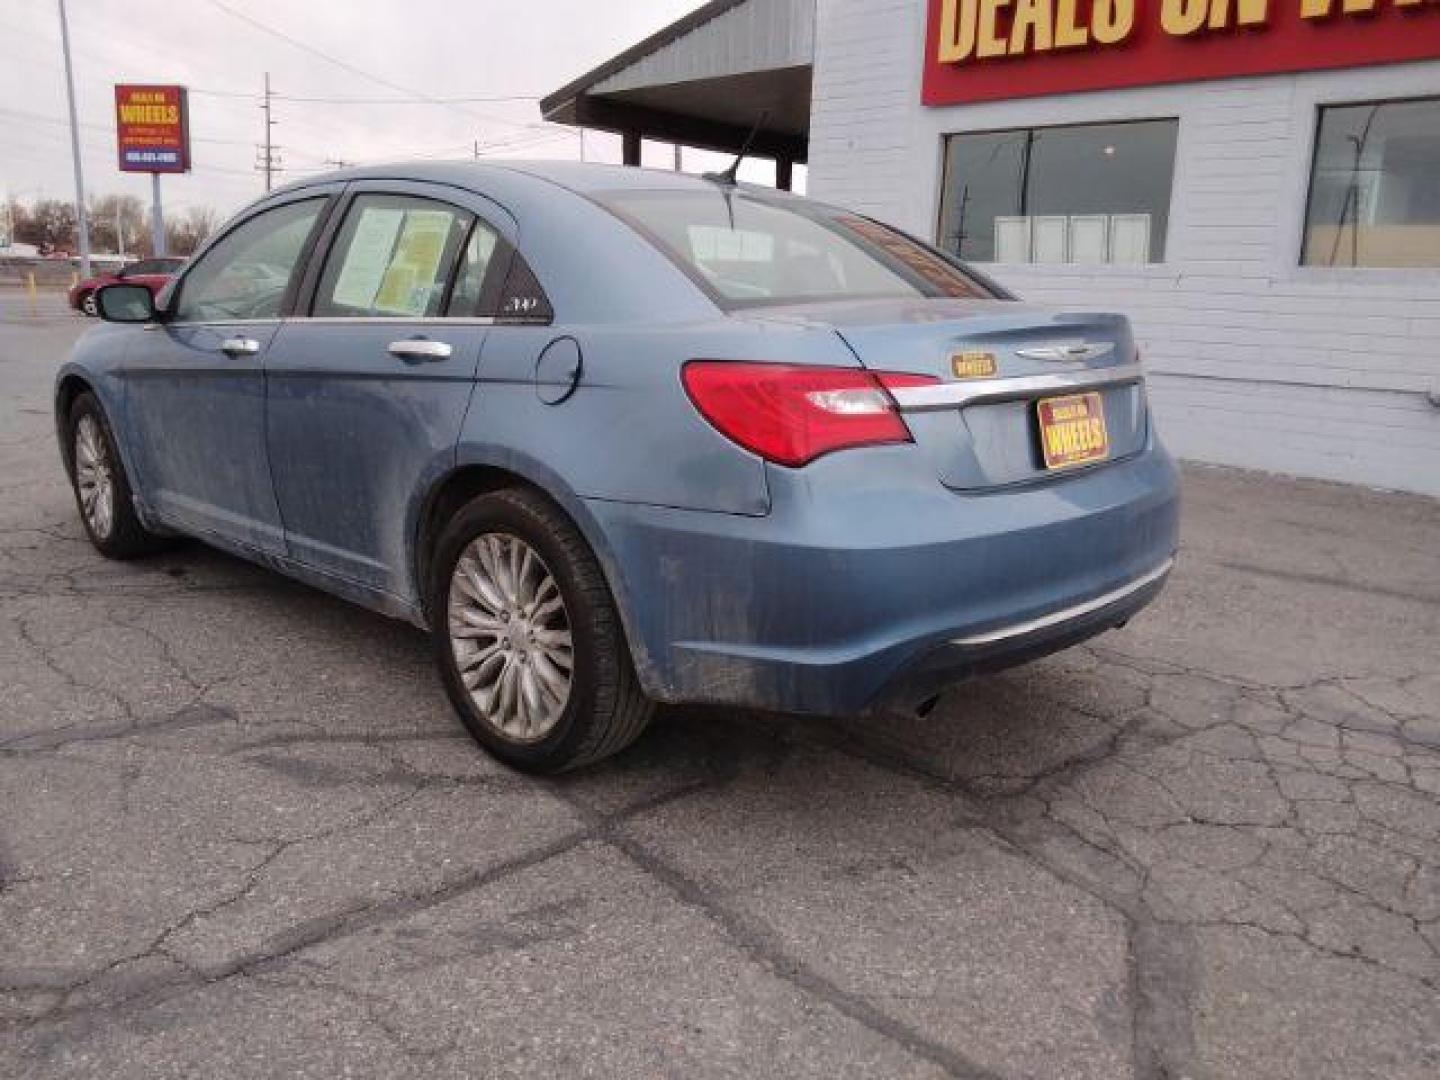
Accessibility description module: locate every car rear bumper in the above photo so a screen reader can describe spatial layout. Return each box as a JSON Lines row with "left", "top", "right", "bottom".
{"left": 866, "top": 557, "right": 1171, "bottom": 713}
{"left": 584, "top": 431, "right": 1180, "bottom": 716}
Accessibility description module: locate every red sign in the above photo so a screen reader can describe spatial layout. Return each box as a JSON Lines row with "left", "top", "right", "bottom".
{"left": 923, "top": 0, "right": 1440, "bottom": 107}
{"left": 114, "top": 84, "right": 189, "bottom": 173}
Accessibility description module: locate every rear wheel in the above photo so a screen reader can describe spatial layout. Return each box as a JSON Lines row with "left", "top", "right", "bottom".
{"left": 78, "top": 291, "right": 98, "bottom": 317}
{"left": 430, "top": 488, "right": 652, "bottom": 772}
{"left": 67, "top": 392, "right": 172, "bottom": 559}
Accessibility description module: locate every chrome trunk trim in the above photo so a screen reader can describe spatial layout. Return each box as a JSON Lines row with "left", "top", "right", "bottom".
{"left": 888, "top": 361, "right": 1144, "bottom": 412}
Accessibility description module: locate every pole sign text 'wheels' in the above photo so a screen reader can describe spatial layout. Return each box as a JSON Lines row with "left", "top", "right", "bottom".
{"left": 114, "top": 84, "right": 190, "bottom": 174}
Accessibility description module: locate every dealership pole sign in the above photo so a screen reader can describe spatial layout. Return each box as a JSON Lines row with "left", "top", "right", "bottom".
{"left": 114, "top": 84, "right": 190, "bottom": 173}
{"left": 114, "top": 84, "right": 188, "bottom": 257}
{"left": 924, "top": 0, "right": 1440, "bottom": 105}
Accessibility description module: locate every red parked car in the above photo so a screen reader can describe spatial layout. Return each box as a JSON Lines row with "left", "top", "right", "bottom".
{"left": 69, "top": 257, "right": 185, "bottom": 316}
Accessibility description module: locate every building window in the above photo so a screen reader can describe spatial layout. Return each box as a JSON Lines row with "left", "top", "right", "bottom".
{"left": 938, "top": 119, "right": 1178, "bottom": 266}
{"left": 1302, "top": 97, "right": 1440, "bottom": 269}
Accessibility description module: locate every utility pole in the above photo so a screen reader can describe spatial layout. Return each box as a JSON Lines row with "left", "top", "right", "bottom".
{"left": 673, "top": 143, "right": 682, "bottom": 172}
{"left": 473, "top": 139, "right": 480, "bottom": 160}
{"left": 56, "top": 0, "right": 91, "bottom": 276}
{"left": 579, "top": 128, "right": 586, "bottom": 163}
{"left": 256, "top": 72, "right": 281, "bottom": 191}
{"left": 116, "top": 203, "right": 125, "bottom": 258}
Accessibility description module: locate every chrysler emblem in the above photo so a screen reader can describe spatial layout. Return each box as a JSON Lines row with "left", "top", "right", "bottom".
{"left": 1014, "top": 343, "right": 1115, "bottom": 362}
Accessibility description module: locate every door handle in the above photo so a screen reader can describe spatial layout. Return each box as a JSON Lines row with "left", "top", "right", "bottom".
{"left": 219, "top": 337, "right": 261, "bottom": 357}
{"left": 388, "top": 339, "right": 452, "bottom": 364}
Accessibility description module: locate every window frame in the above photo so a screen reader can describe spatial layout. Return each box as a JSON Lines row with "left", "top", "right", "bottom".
{"left": 934, "top": 116, "right": 1181, "bottom": 268}
{"left": 163, "top": 189, "right": 339, "bottom": 325}
{"left": 1299, "top": 93, "right": 1440, "bottom": 271}
{"left": 306, "top": 191, "right": 485, "bottom": 320}
{"left": 285, "top": 182, "right": 553, "bottom": 324}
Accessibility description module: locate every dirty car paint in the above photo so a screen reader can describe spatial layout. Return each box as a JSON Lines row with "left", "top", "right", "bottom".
{"left": 55, "top": 161, "right": 1180, "bottom": 716}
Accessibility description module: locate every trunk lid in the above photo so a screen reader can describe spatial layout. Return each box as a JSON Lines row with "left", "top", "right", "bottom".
{"left": 748, "top": 298, "right": 1147, "bottom": 490}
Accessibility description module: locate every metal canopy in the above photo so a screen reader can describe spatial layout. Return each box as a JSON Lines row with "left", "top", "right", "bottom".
{"left": 541, "top": 0, "right": 814, "bottom": 170}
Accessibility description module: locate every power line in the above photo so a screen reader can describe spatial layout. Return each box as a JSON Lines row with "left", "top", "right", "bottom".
{"left": 3, "top": 115, "right": 275, "bottom": 181}
{"left": 273, "top": 93, "right": 541, "bottom": 105}
{"left": 0, "top": 104, "right": 254, "bottom": 147}
{"left": 187, "top": 86, "right": 270, "bottom": 100}
{"left": 199, "top": 0, "right": 549, "bottom": 137}
{"left": 0, "top": 18, "right": 535, "bottom": 113}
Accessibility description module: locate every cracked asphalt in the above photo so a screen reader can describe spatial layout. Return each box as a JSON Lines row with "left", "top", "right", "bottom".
{"left": 2, "top": 291, "right": 1439, "bottom": 1079}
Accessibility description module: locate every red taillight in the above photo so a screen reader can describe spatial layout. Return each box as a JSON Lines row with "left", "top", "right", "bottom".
{"left": 681, "top": 361, "right": 938, "bottom": 468}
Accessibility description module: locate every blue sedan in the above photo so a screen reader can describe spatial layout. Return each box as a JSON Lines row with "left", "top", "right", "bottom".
{"left": 56, "top": 162, "right": 1179, "bottom": 772}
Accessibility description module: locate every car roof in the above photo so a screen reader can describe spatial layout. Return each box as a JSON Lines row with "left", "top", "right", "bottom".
{"left": 271, "top": 158, "right": 784, "bottom": 200}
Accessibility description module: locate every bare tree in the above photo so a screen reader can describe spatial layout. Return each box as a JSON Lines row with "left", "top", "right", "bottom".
{"left": 89, "top": 194, "right": 146, "bottom": 257}
{"left": 3, "top": 200, "right": 31, "bottom": 249}
{"left": 164, "top": 204, "right": 221, "bottom": 256}
{"left": 22, "top": 200, "right": 78, "bottom": 254}
{"left": 4, "top": 195, "right": 223, "bottom": 259}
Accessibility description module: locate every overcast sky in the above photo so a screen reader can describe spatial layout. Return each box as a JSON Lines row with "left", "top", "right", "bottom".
{"left": 3, "top": 0, "right": 792, "bottom": 223}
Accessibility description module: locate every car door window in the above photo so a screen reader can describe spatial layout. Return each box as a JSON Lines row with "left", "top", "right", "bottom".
{"left": 314, "top": 195, "right": 473, "bottom": 318}
{"left": 444, "top": 221, "right": 502, "bottom": 316}
{"left": 173, "top": 198, "right": 324, "bottom": 322}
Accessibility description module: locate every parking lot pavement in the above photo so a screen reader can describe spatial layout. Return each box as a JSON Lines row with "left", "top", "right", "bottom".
{"left": 1, "top": 301, "right": 1437, "bottom": 1079}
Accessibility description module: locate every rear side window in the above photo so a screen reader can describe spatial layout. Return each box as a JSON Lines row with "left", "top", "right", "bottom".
{"left": 599, "top": 189, "right": 998, "bottom": 308}
{"left": 314, "top": 194, "right": 472, "bottom": 318}
{"left": 446, "top": 222, "right": 502, "bottom": 316}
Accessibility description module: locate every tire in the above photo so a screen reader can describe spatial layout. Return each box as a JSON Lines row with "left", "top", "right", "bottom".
{"left": 79, "top": 291, "right": 98, "bottom": 317}
{"left": 430, "top": 488, "right": 653, "bottom": 773}
{"left": 66, "top": 392, "right": 172, "bottom": 559}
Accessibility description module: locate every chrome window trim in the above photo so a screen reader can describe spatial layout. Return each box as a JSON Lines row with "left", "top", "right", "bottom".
{"left": 888, "top": 361, "right": 1144, "bottom": 412}
{"left": 286, "top": 316, "right": 499, "bottom": 326}
{"left": 951, "top": 558, "right": 1174, "bottom": 647}
{"left": 147, "top": 318, "right": 282, "bottom": 330}
{"left": 152, "top": 316, "right": 501, "bottom": 329}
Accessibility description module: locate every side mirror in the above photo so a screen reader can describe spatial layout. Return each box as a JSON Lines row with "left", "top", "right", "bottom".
{"left": 95, "top": 283, "right": 158, "bottom": 324}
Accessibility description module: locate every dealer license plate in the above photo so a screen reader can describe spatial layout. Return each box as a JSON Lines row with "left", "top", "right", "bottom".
{"left": 1037, "top": 392, "right": 1109, "bottom": 470}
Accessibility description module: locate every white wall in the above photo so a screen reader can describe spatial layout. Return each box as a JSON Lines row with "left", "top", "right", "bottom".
{"left": 808, "top": 0, "right": 1440, "bottom": 498}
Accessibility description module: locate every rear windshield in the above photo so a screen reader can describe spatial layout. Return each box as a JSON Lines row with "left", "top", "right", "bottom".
{"left": 598, "top": 189, "right": 1000, "bottom": 309}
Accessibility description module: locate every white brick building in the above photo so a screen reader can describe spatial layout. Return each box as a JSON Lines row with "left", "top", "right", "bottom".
{"left": 545, "top": 0, "right": 1440, "bottom": 497}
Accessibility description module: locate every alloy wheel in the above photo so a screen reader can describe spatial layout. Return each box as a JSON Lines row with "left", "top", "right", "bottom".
{"left": 74, "top": 414, "right": 114, "bottom": 540}
{"left": 447, "top": 532, "right": 574, "bottom": 742}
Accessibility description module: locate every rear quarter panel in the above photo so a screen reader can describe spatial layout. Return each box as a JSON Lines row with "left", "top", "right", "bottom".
{"left": 461, "top": 318, "right": 864, "bottom": 516}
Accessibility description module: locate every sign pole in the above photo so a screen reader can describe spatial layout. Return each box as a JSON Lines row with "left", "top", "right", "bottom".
{"left": 151, "top": 172, "right": 165, "bottom": 257}
{"left": 56, "top": 0, "right": 92, "bottom": 277}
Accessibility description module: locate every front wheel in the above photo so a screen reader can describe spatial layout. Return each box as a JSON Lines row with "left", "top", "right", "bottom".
{"left": 430, "top": 488, "right": 653, "bottom": 773}
{"left": 79, "top": 291, "right": 99, "bottom": 317}
{"left": 66, "top": 392, "right": 172, "bottom": 559}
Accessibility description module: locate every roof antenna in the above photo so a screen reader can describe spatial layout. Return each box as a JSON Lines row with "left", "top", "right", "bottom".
{"left": 704, "top": 109, "right": 770, "bottom": 187}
